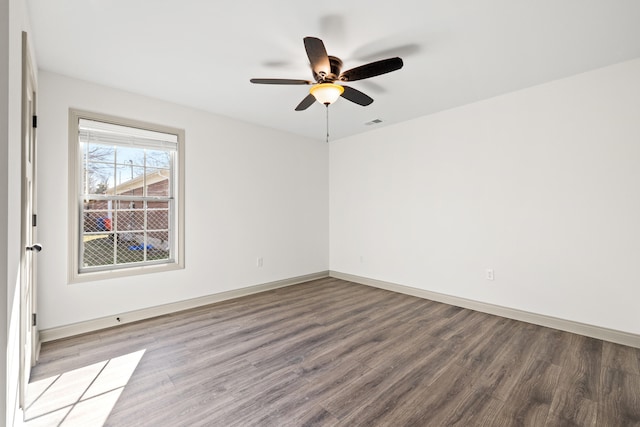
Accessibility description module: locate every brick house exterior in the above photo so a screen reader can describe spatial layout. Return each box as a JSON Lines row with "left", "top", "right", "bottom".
{"left": 84, "top": 170, "right": 170, "bottom": 250}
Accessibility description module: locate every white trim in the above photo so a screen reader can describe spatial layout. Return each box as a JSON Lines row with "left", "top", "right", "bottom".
{"left": 68, "top": 108, "right": 186, "bottom": 283}
{"left": 330, "top": 271, "right": 640, "bottom": 349}
{"left": 40, "top": 271, "right": 330, "bottom": 342}
{"left": 43, "top": 269, "right": 639, "bottom": 349}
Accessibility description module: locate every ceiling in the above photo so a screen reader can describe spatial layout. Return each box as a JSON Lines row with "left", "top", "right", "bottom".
{"left": 27, "top": 0, "right": 640, "bottom": 142}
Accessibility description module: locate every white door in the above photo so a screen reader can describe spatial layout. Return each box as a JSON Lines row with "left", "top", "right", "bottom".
{"left": 20, "top": 31, "right": 40, "bottom": 409}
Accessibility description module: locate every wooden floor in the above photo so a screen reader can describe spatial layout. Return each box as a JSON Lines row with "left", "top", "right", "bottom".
{"left": 27, "top": 278, "right": 640, "bottom": 426}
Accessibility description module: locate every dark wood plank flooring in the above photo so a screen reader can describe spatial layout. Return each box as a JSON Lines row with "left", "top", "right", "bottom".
{"left": 26, "top": 278, "right": 640, "bottom": 426}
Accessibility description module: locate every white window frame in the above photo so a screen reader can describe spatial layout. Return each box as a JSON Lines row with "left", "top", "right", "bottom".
{"left": 68, "top": 109, "right": 185, "bottom": 283}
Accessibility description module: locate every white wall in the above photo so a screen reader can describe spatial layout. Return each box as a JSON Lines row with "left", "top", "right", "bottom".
{"left": 330, "top": 58, "right": 640, "bottom": 335}
{"left": 2, "top": 0, "right": 37, "bottom": 424}
{"left": 37, "top": 71, "right": 328, "bottom": 330}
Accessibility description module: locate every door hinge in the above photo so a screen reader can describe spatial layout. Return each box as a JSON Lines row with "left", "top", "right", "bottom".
{"left": 32, "top": 115, "right": 37, "bottom": 128}
{"left": 32, "top": 313, "right": 37, "bottom": 327}
{"left": 32, "top": 213, "right": 37, "bottom": 227}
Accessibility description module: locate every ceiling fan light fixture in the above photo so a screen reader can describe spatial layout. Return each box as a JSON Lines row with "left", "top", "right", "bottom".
{"left": 310, "top": 83, "right": 344, "bottom": 105}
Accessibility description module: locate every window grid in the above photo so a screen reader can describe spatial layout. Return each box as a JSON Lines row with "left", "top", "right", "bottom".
{"left": 78, "top": 122, "right": 176, "bottom": 273}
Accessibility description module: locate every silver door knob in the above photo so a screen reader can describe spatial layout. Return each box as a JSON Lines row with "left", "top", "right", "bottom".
{"left": 26, "top": 243, "right": 42, "bottom": 252}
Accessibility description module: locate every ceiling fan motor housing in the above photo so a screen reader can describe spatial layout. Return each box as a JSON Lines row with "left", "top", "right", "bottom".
{"left": 316, "top": 56, "right": 343, "bottom": 82}
{"left": 326, "top": 56, "right": 343, "bottom": 82}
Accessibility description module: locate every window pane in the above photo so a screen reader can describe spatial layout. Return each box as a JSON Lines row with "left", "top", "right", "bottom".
{"left": 147, "top": 202, "right": 169, "bottom": 231}
{"left": 83, "top": 201, "right": 113, "bottom": 233}
{"left": 84, "top": 143, "right": 116, "bottom": 195}
{"left": 81, "top": 198, "right": 172, "bottom": 269}
{"left": 114, "top": 164, "right": 143, "bottom": 192}
{"left": 86, "top": 143, "right": 115, "bottom": 164}
{"left": 115, "top": 233, "right": 148, "bottom": 265}
{"left": 145, "top": 169, "right": 170, "bottom": 197}
{"left": 115, "top": 200, "right": 145, "bottom": 264}
{"left": 146, "top": 149, "right": 171, "bottom": 169}
{"left": 84, "top": 162, "right": 113, "bottom": 195}
{"left": 116, "top": 146, "right": 145, "bottom": 167}
{"left": 82, "top": 236, "right": 115, "bottom": 267}
{"left": 82, "top": 200, "right": 114, "bottom": 267}
{"left": 115, "top": 200, "right": 145, "bottom": 231}
{"left": 148, "top": 231, "right": 171, "bottom": 259}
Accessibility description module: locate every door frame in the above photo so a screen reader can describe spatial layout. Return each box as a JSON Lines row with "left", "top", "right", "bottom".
{"left": 19, "top": 30, "right": 39, "bottom": 409}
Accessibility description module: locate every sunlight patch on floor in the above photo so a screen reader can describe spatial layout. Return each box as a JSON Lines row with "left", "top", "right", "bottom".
{"left": 23, "top": 349, "right": 146, "bottom": 426}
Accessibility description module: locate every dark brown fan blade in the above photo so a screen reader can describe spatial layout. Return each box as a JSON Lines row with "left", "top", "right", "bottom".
{"left": 250, "top": 78, "right": 312, "bottom": 85}
{"left": 341, "top": 85, "right": 373, "bottom": 106}
{"left": 339, "top": 57, "right": 403, "bottom": 82}
{"left": 303, "top": 37, "right": 330, "bottom": 79}
{"left": 295, "top": 93, "right": 316, "bottom": 111}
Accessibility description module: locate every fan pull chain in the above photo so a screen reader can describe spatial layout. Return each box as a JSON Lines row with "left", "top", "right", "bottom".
{"left": 325, "top": 104, "right": 330, "bottom": 143}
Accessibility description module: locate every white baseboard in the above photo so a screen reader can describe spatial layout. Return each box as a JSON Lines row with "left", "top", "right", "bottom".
{"left": 40, "top": 271, "right": 330, "bottom": 342}
{"left": 330, "top": 270, "right": 640, "bottom": 349}
{"left": 41, "top": 269, "right": 640, "bottom": 349}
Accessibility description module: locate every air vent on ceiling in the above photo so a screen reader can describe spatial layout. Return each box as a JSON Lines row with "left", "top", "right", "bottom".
{"left": 365, "top": 119, "right": 383, "bottom": 126}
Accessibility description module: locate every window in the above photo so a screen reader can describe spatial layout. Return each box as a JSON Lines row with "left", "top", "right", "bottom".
{"left": 69, "top": 110, "right": 184, "bottom": 282}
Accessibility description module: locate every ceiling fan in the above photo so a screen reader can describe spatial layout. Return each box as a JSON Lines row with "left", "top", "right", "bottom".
{"left": 250, "top": 36, "right": 404, "bottom": 111}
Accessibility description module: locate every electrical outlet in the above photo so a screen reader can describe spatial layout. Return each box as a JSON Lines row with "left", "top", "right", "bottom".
{"left": 257, "top": 257, "right": 263, "bottom": 267}
{"left": 486, "top": 269, "right": 494, "bottom": 281}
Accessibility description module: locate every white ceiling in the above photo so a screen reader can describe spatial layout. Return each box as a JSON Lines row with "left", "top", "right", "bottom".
{"left": 27, "top": 0, "right": 640, "bottom": 142}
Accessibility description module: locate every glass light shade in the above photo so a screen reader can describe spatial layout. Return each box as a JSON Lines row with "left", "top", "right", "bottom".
{"left": 309, "top": 83, "right": 344, "bottom": 105}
